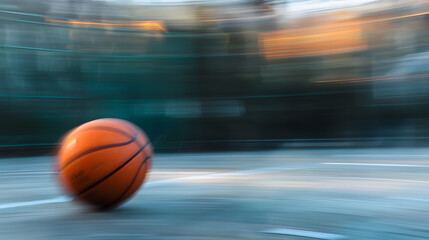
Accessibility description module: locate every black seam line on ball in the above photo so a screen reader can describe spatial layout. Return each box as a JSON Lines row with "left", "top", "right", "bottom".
{"left": 60, "top": 134, "right": 137, "bottom": 171}
{"left": 76, "top": 141, "right": 150, "bottom": 197}
{"left": 107, "top": 155, "right": 151, "bottom": 207}
{"left": 66, "top": 126, "right": 134, "bottom": 141}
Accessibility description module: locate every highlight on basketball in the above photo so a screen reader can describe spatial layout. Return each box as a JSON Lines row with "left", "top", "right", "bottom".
{"left": 0, "top": 1, "right": 429, "bottom": 239}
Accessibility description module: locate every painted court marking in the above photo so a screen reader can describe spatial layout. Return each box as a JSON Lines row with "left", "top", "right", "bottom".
{"left": 89, "top": 233, "right": 156, "bottom": 238}
{"left": 330, "top": 154, "right": 429, "bottom": 159}
{"left": 150, "top": 171, "right": 214, "bottom": 175}
{"left": 0, "top": 171, "right": 56, "bottom": 176}
{"left": 325, "top": 176, "right": 429, "bottom": 184}
{"left": 0, "top": 196, "right": 71, "bottom": 210}
{"left": 322, "top": 162, "right": 429, "bottom": 167}
{"left": 392, "top": 197, "right": 429, "bottom": 202}
{"left": 0, "top": 166, "right": 304, "bottom": 210}
{"left": 262, "top": 228, "right": 346, "bottom": 240}
{"left": 145, "top": 166, "right": 302, "bottom": 187}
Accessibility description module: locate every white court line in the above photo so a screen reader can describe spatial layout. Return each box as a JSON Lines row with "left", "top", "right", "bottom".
{"left": 262, "top": 228, "right": 345, "bottom": 240}
{"left": 150, "top": 171, "right": 214, "bottom": 175}
{"left": 0, "top": 196, "right": 71, "bottom": 210}
{"left": 391, "top": 197, "right": 429, "bottom": 202}
{"left": 322, "top": 162, "right": 429, "bottom": 167}
{"left": 89, "top": 233, "right": 156, "bottom": 238}
{"left": 0, "top": 166, "right": 303, "bottom": 210}
{"left": 326, "top": 177, "right": 429, "bottom": 184}
{"left": 0, "top": 171, "right": 57, "bottom": 179}
{"left": 0, "top": 171, "right": 56, "bottom": 175}
{"left": 0, "top": 169, "right": 51, "bottom": 173}
{"left": 330, "top": 154, "right": 429, "bottom": 159}
{"left": 145, "top": 167, "right": 300, "bottom": 187}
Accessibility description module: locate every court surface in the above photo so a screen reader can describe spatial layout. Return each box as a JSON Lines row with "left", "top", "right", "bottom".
{"left": 0, "top": 148, "right": 429, "bottom": 240}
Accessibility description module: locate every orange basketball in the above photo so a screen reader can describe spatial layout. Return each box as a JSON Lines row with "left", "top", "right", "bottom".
{"left": 57, "top": 118, "right": 153, "bottom": 209}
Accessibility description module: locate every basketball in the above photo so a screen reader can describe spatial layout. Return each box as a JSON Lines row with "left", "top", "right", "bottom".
{"left": 57, "top": 118, "right": 153, "bottom": 209}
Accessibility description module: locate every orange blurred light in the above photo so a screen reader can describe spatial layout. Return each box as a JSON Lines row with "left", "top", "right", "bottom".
{"left": 45, "top": 18, "right": 167, "bottom": 32}
{"left": 259, "top": 22, "right": 367, "bottom": 60}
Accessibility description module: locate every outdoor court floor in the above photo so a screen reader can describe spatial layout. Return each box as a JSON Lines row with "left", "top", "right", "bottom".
{"left": 0, "top": 148, "right": 429, "bottom": 240}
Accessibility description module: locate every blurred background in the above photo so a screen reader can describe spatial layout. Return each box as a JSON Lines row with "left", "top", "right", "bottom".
{"left": 1, "top": 0, "right": 429, "bottom": 153}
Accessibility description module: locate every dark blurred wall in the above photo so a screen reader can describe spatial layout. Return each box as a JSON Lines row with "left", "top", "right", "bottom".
{"left": 1, "top": 0, "right": 429, "bottom": 152}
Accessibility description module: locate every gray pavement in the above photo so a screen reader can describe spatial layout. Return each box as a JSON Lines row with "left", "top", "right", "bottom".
{"left": 0, "top": 148, "right": 429, "bottom": 239}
